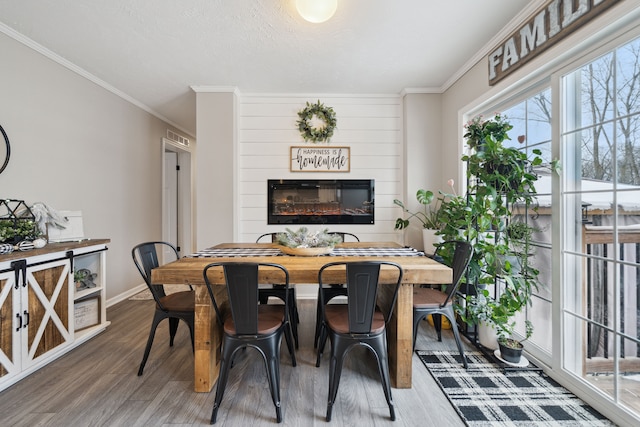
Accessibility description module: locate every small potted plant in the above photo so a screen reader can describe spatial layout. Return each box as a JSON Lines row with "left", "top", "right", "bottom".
{"left": 74, "top": 269, "right": 88, "bottom": 290}
{"left": 459, "top": 279, "right": 534, "bottom": 364}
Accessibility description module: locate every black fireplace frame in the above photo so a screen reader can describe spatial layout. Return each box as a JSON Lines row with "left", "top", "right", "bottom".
{"left": 267, "top": 179, "right": 374, "bottom": 225}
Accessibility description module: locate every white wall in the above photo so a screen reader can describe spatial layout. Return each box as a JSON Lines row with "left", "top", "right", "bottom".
{"left": 236, "top": 94, "right": 405, "bottom": 244}
{"left": 194, "top": 89, "right": 237, "bottom": 249}
{"left": 0, "top": 32, "right": 185, "bottom": 302}
{"left": 402, "top": 92, "right": 443, "bottom": 249}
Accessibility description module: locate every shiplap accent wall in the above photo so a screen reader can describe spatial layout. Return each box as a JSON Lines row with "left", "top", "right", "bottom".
{"left": 237, "top": 94, "right": 404, "bottom": 244}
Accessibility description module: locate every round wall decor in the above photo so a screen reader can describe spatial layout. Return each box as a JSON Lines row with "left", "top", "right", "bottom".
{"left": 0, "top": 124, "right": 10, "bottom": 175}
{"left": 296, "top": 100, "right": 336, "bottom": 143}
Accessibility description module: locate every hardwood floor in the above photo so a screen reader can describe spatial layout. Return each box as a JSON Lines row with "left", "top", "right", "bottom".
{"left": 0, "top": 298, "right": 468, "bottom": 426}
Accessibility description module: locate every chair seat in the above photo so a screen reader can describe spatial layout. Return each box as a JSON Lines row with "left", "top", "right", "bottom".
{"left": 413, "top": 287, "right": 451, "bottom": 309}
{"left": 325, "top": 304, "right": 385, "bottom": 335}
{"left": 157, "top": 290, "right": 195, "bottom": 312}
{"left": 223, "top": 305, "right": 285, "bottom": 335}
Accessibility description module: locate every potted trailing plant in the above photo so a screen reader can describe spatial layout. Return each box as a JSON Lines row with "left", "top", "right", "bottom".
{"left": 394, "top": 180, "right": 457, "bottom": 253}
{"left": 439, "top": 113, "right": 542, "bottom": 362}
{"left": 460, "top": 284, "right": 534, "bottom": 362}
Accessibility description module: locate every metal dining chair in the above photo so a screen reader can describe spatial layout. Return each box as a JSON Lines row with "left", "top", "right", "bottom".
{"left": 316, "top": 261, "right": 403, "bottom": 421}
{"left": 412, "top": 240, "right": 474, "bottom": 369}
{"left": 313, "top": 231, "right": 360, "bottom": 348}
{"left": 131, "top": 241, "right": 194, "bottom": 376}
{"left": 256, "top": 232, "right": 300, "bottom": 348}
{"left": 203, "top": 262, "right": 297, "bottom": 424}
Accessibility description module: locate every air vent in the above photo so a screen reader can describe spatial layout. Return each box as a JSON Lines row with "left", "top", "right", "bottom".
{"left": 166, "top": 130, "right": 190, "bottom": 147}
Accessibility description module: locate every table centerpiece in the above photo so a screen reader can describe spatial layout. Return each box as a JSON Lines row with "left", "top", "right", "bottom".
{"left": 275, "top": 227, "right": 342, "bottom": 256}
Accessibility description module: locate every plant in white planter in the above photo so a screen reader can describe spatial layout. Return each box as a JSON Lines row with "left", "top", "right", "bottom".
{"left": 394, "top": 180, "right": 458, "bottom": 253}
{"left": 459, "top": 281, "right": 534, "bottom": 362}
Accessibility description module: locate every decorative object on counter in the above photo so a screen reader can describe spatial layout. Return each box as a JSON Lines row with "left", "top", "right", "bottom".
{"left": 74, "top": 268, "right": 97, "bottom": 290}
{"left": 297, "top": 100, "right": 337, "bottom": 143}
{"left": 15, "top": 240, "right": 35, "bottom": 251}
{"left": 275, "top": 226, "right": 342, "bottom": 256}
{"left": 33, "top": 237, "right": 46, "bottom": 248}
{"left": 28, "top": 202, "right": 69, "bottom": 236}
{"left": 0, "top": 199, "right": 41, "bottom": 244}
{"left": 0, "top": 243, "right": 13, "bottom": 254}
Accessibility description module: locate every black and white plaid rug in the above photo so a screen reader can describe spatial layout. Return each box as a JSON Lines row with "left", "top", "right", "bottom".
{"left": 417, "top": 350, "right": 616, "bottom": 426}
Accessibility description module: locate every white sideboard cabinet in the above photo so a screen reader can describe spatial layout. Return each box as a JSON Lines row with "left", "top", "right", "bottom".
{"left": 0, "top": 239, "right": 110, "bottom": 391}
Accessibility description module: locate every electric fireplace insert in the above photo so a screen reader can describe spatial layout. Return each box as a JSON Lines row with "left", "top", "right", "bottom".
{"left": 267, "top": 179, "right": 374, "bottom": 224}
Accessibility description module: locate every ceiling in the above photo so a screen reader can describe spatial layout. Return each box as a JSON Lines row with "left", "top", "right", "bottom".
{"left": 0, "top": 0, "right": 538, "bottom": 136}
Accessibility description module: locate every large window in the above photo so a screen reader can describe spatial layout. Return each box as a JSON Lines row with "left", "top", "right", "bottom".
{"left": 470, "top": 88, "right": 554, "bottom": 355}
{"left": 562, "top": 34, "right": 640, "bottom": 416}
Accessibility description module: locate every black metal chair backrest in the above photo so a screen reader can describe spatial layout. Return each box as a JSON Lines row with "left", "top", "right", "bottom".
{"left": 256, "top": 233, "right": 279, "bottom": 243}
{"left": 319, "top": 261, "right": 403, "bottom": 334}
{"left": 327, "top": 232, "right": 360, "bottom": 242}
{"left": 203, "top": 262, "right": 290, "bottom": 336}
{"left": 132, "top": 241, "right": 179, "bottom": 309}
{"left": 439, "top": 240, "right": 474, "bottom": 308}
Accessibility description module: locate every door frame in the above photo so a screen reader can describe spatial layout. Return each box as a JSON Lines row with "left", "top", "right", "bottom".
{"left": 162, "top": 137, "right": 194, "bottom": 258}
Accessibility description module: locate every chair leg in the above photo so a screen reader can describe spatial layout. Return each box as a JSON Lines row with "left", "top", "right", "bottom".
{"left": 370, "top": 335, "right": 396, "bottom": 421}
{"left": 316, "top": 323, "right": 329, "bottom": 367}
{"left": 314, "top": 290, "right": 322, "bottom": 348}
{"left": 260, "top": 343, "right": 283, "bottom": 423}
{"left": 446, "top": 308, "right": 468, "bottom": 369}
{"left": 288, "top": 292, "right": 299, "bottom": 349}
{"left": 433, "top": 313, "right": 443, "bottom": 341}
{"left": 211, "top": 340, "right": 236, "bottom": 424}
{"left": 283, "top": 321, "right": 297, "bottom": 367}
{"left": 188, "top": 319, "right": 195, "bottom": 352}
{"left": 412, "top": 310, "right": 426, "bottom": 351}
{"left": 326, "top": 334, "right": 345, "bottom": 422}
{"left": 168, "top": 317, "right": 179, "bottom": 346}
{"left": 138, "top": 311, "right": 164, "bottom": 376}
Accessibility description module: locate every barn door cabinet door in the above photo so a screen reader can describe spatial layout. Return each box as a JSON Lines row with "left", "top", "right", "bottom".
{"left": 0, "top": 269, "right": 18, "bottom": 382}
{"left": 22, "top": 258, "right": 72, "bottom": 369}
{"left": 0, "top": 258, "right": 72, "bottom": 383}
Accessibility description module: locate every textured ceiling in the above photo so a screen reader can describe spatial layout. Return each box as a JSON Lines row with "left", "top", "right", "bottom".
{"left": 0, "top": 0, "right": 537, "bottom": 135}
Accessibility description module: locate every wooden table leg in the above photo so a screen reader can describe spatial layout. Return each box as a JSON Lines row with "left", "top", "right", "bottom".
{"left": 194, "top": 285, "right": 220, "bottom": 392}
{"left": 388, "top": 282, "right": 413, "bottom": 388}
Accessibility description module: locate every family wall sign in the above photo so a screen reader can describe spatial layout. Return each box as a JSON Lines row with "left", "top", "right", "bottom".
{"left": 488, "top": 0, "right": 619, "bottom": 85}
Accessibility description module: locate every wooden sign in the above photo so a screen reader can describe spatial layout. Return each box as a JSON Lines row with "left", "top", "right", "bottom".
{"left": 290, "top": 146, "right": 350, "bottom": 172}
{"left": 488, "top": 0, "right": 620, "bottom": 86}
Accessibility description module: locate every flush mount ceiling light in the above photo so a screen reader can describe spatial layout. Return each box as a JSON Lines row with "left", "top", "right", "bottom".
{"left": 296, "top": 0, "right": 338, "bottom": 23}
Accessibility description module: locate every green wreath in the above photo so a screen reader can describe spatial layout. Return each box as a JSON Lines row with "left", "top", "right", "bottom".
{"left": 296, "top": 100, "right": 337, "bottom": 143}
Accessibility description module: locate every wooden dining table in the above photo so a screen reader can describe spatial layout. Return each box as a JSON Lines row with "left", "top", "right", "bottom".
{"left": 150, "top": 241, "right": 452, "bottom": 392}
